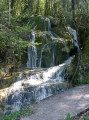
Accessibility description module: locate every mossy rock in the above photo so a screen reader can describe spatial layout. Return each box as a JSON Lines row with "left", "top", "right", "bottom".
{"left": 50, "top": 17, "right": 72, "bottom": 41}
{"left": 70, "top": 36, "right": 89, "bottom": 86}
{"left": 82, "top": 36, "right": 89, "bottom": 79}
{"left": 28, "top": 15, "right": 48, "bottom": 31}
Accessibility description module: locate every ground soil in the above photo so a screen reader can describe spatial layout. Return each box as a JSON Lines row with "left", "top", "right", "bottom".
{"left": 20, "top": 84, "right": 89, "bottom": 120}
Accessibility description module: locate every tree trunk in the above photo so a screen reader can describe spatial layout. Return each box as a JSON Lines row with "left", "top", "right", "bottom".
{"left": 67, "top": 0, "right": 69, "bottom": 11}
{"left": 36, "top": 0, "right": 39, "bottom": 14}
{"left": 71, "top": 0, "right": 75, "bottom": 21}
{"left": 9, "top": 0, "right": 11, "bottom": 24}
{"left": 62, "top": 0, "right": 65, "bottom": 14}
{"left": 81, "top": 0, "right": 84, "bottom": 14}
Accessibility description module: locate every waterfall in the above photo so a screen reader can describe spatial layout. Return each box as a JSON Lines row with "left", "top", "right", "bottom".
{"left": 45, "top": 18, "right": 51, "bottom": 31}
{"left": 6, "top": 56, "right": 74, "bottom": 112}
{"left": 39, "top": 43, "right": 48, "bottom": 67}
{"left": 39, "top": 18, "right": 55, "bottom": 67}
{"left": 27, "top": 30, "right": 37, "bottom": 68}
{"left": 27, "top": 18, "right": 53, "bottom": 68}
{"left": 47, "top": 18, "right": 51, "bottom": 31}
{"left": 45, "top": 18, "right": 55, "bottom": 66}
{"left": 52, "top": 44, "right": 55, "bottom": 66}
{"left": 0, "top": 18, "right": 75, "bottom": 114}
{"left": 27, "top": 18, "right": 63, "bottom": 68}
{"left": 44, "top": 19, "right": 46, "bottom": 31}
{"left": 67, "top": 26, "right": 80, "bottom": 52}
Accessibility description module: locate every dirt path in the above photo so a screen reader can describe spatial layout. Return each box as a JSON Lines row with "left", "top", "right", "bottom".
{"left": 21, "top": 84, "right": 89, "bottom": 120}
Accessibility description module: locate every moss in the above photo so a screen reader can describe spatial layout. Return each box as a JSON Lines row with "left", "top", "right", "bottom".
{"left": 0, "top": 99, "right": 6, "bottom": 118}
{"left": 41, "top": 45, "right": 51, "bottom": 67}
{"left": 51, "top": 17, "right": 72, "bottom": 41}
{"left": 70, "top": 36, "right": 89, "bottom": 86}
{"left": 0, "top": 75, "right": 15, "bottom": 89}
{"left": 28, "top": 15, "right": 48, "bottom": 31}
{"left": 1, "top": 105, "right": 34, "bottom": 120}
{"left": 35, "top": 29, "right": 72, "bottom": 67}
{"left": 35, "top": 35, "right": 43, "bottom": 43}
{"left": 82, "top": 37, "right": 89, "bottom": 80}
{"left": 21, "top": 48, "right": 28, "bottom": 65}
{"left": 0, "top": 100, "right": 5, "bottom": 111}
{"left": 69, "top": 54, "right": 79, "bottom": 86}
{"left": 55, "top": 42, "right": 68, "bottom": 65}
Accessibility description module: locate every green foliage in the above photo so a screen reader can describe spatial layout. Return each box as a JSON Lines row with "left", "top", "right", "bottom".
{"left": 84, "top": 116, "right": 89, "bottom": 120}
{"left": 62, "top": 113, "right": 89, "bottom": 120}
{"left": 61, "top": 113, "right": 73, "bottom": 120}
{"left": 28, "top": 15, "right": 48, "bottom": 31}
{"left": 0, "top": 0, "right": 89, "bottom": 85}
{"left": 1, "top": 106, "right": 34, "bottom": 120}
{"left": 76, "top": 78, "right": 88, "bottom": 85}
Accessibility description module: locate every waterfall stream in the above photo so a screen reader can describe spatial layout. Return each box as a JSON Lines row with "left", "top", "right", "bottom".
{"left": 6, "top": 56, "right": 74, "bottom": 112}
{"left": 0, "top": 19, "right": 77, "bottom": 114}
{"left": 27, "top": 18, "right": 56, "bottom": 68}
{"left": 67, "top": 26, "right": 80, "bottom": 52}
{"left": 39, "top": 43, "right": 48, "bottom": 67}
{"left": 27, "top": 30, "right": 37, "bottom": 68}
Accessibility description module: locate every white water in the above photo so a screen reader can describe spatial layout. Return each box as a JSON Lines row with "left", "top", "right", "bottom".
{"left": 45, "top": 18, "right": 51, "bottom": 31}
{"left": 6, "top": 56, "right": 74, "bottom": 112}
{"left": 39, "top": 43, "right": 48, "bottom": 67}
{"left": 1, "top": 19, "right": 77, "bottom": 113}
{"left": 27, "top": 18, "right": 52, "bottom": 68}
{"left": 39, "top": 18, "right": 56, "bottom": 67}
{"left": 43, "top": 18, "right": 56, "bottom": 66}
{"left": 47, "top": 18, "right": 51, "bottom": 31}
{"left": 27, "top": 30, "right": 37, "bottom": 68}
{"left": 67, "top": 26, "right": 80, "bottom": 52}
{"left": 52, "top": 44, "right": 55, "bottom": 66}
{"left": 27, "top": 18, "right": 66, "bottom": 68}
{"left": 27, "top": 18, "right": 57, "bottom": 68}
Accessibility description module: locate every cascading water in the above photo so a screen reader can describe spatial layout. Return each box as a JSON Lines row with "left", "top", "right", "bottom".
{"left": 0, "top": 18, "right": 75, "bottom": 115}
{"left": 27, "top": 18, "right": 56, "bottom": 68}
{"left": 67, "top": 26, "right": 80, "bottom": 52}
{"left": 6, "top": 56, "right": 73, "bottom": 112}
{"left": 42, "top": 18, "right": 55, "bottom": 67}
{"left": 27, "top": 30, "right": 37, "bottom": 68}
{"left": 39, "top": 43, "right": 48, "bottom": 67}
{"left": 47, "top": 18, "right": 51, "bottom": 31}
{"left": 52, "top": 44, "right": 55, "bottom": 66}
{"left": 44, "top": 19, "right": 46, "bottom": 31}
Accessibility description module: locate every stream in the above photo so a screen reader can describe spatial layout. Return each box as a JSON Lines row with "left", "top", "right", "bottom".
{"left": 0, "top": 18, "right": 79, "bottom": 114}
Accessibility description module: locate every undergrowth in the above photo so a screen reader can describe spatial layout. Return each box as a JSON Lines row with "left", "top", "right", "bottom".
{"left": 1, "top": 106, "right": 34, "bottom": 120}
{"left": 62, "top": 113, "right": 89, "bottom": 120}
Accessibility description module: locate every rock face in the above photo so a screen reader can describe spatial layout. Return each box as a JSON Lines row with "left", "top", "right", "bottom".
{"left": 0, "top": 16, "right": 75, "bottom": 117}
{"left": 26, "top": 16, "right": 74, "bottom": 68}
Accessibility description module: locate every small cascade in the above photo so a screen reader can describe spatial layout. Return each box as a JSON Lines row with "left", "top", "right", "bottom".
{"left": 52, "top": 44, "right": 55, "bottom": 66}
{"left": 0, "top": 18, "right": 75, "bottom": 115}
{"left": 39, "top": 44, "right": 48, "bottom": 67}
{"left": 27, "top": 18, "right": 55, "bottom": 68}
{"left": 39, "top": 18, "right": 55, "bottom": 68}
{"left": 43, "top": 18, "right": 56, "bottom": 67}
{"left": 26, "top": 19, "right": 73, "bottom": 69}
{"left": 27, "top": 30, "right": 37, "bottom": 68}
{"left": 44, "top": 19, "right": 46, "bottom": 31}
{"left": 5, "top": 56, "right": 74, "bottom": 112}
{"left": 45, "top": 18, "right": 51, "bottom": 31}
{"left": 47, "top": 18, "right": 51, "bottom": 31}
{"left": 67, "top": 26, "right": 80, "bottom": 52}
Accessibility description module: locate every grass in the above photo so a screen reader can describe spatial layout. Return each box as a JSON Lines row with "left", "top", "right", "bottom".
{"left": 61, "top": 113, "right": 72, "bottom": 120}
{"left": 1, "top": 105, "right": 34, "bottom": 120}
{"left": 62, "top": 108, "right": 89, "bottom": 120}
